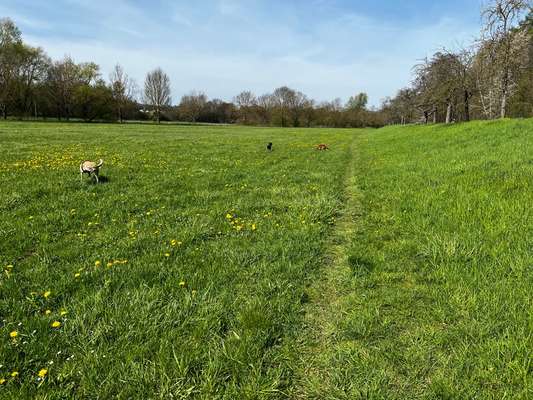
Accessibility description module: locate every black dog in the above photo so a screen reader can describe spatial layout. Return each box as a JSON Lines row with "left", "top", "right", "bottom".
{"left": 267, "top": 142, "right": 273, "bottom": 151}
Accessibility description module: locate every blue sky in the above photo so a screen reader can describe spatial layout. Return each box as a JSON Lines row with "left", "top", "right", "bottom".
{"left": 1, "top": 0, "right": 484, "bottom": 106}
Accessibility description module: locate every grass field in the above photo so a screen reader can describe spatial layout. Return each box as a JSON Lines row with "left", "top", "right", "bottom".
{"left": 0, "top": 119, "right": 531, "bottom": 399}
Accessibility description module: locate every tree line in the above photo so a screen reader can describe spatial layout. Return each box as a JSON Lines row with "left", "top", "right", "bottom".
{"left": 0, "top": 18, "right": 381, "bottom": 127}
{"left": 0, "top": 0, "right": 531, "bottom": 127}
{"left": 382, "top": 0, "right": 532, "bottom": 124}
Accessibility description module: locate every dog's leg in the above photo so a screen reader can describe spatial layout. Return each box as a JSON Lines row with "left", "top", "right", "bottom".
{"left": 94, "top": 173, "right": 99, "bottom": 184}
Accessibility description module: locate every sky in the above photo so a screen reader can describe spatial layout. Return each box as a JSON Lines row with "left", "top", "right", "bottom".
{"left": 1, "top": 0, "right": 485, "bottom": 106}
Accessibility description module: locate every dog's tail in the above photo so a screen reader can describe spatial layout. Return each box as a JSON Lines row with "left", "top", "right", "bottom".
{"left": 96, "top": 159, "right": 104, "bottom": 168}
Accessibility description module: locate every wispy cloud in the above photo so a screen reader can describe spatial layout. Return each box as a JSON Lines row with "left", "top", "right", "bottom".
{"left": 3, "top": 0, "right": 482, "bottom": 106}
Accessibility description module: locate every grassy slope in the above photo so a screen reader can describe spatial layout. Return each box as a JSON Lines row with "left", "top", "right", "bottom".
{"left": 296, "top": 119, "right": 532, "bottom": 399}
{"left": 0, "top": 122, "right": 359, "bottom": 398}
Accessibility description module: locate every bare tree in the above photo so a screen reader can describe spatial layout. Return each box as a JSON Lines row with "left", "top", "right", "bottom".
{"left": 482, "top": 0, "right": 531, "bottom": 118}
{"left": 144, "top": 67, "right": 171, "bottom": 123}
{"left": 178, "top": 91, "right": 207, "bottom": 122}
{"left": 233, "top": 91, "right": 256, "bottom": 124}
{"left": 109, "top": 64, "right": 136, "bottom": 123}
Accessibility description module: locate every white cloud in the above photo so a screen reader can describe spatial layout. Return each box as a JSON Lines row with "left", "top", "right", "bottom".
{"left": 15, "top": 1, "right": 481, "bottom": 106}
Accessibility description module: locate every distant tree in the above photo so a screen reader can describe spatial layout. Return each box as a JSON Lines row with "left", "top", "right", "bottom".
{"left": 144, "top": 67, "right": 171, "bottom": 123}
{"left": 109, "top": 64, "right": 136, "bottom": 123}
{"left": 346, "top": 92, "right": 368, "bottom": 110}
{"left": 12, "top": 45, "right": 49, "bottom": 118}
{"left": 45, "top": 57, "right": 99, "bottom": 120}
{"left": 75, "top": 78, "right": 114, "bottom": 121}
{"left": 178, "top": 91, "right": 207, "bottom": 122}
{"left": 482, "top": 0, "right": 531, "bottom": 118}
{"left": 0, "top": 18, "right": 23, "bottom": 118}
{"left": 233, "top": 90, "right": 257, "bottom": 124}
{"left": 269, "top": 86, "right": 309, "bottom": 127}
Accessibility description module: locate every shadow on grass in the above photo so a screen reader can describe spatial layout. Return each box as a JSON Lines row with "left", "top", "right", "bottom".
{"left": 347, "top": 255, "right": 374, "bottom": 276}
{"left": 82, "top": 175, "right": 111, "bottom": 185}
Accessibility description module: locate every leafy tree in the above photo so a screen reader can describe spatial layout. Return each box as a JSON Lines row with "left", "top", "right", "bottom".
{"left": 346, "top": 92, "right": 368, "bottom": 110}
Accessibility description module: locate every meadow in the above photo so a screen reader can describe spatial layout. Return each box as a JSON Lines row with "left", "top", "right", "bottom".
{"left": 0, "top": 119, "right": 532, "bottom": 399}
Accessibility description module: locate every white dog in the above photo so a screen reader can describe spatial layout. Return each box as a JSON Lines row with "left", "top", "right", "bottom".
{"left": 80, "top": 159, "right": 104, "bottom": 183}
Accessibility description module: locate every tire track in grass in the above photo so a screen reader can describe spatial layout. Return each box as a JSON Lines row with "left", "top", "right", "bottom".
{"left": 292, "top": 133, "right": 365, "bottom": 399}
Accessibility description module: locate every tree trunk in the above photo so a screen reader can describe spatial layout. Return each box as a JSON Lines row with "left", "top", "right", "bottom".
{"left": 464, "top": 90, "right": 470, "bottom": 122}
{"left": 446, "top": 102, "right": 452, "bottom": 124}
{"left": 500, "top": 84, "right": 507, "bottom": 119}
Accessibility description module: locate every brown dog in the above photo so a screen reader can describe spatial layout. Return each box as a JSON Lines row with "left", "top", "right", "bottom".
{"left": 80, "top": 159, "right": 103, "bottom": 183}
{"left": 316, "top": 144, "right": 329, "bottom": 151}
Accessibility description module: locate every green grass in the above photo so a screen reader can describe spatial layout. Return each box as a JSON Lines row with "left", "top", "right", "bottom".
{"left": 0, "top": 119, "right": 532, "bottom": 399}
{"left": 0, "top": 122, "right": 358, "bottom": 398}
{"left": 295, "top": 119, "right": 533, "bottom": 399}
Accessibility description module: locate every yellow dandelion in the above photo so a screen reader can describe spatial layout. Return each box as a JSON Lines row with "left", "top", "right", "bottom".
{"left": 251, "top": 224, "right": 257, "bottom": 231}
{"left": 191, "top": 290, "right": 197, "bottom": 297}
{"left": 170, "top": 239, "right": 177, "bottom": 246}
{"left": 0, "top": 378, "right": 5, "bottom": 385}
{"left": 226, "top": 213, "right": 232, "bottom": 219}
{"left": 51, "top": 321, "right": 61, "bottom": 328}
{"left": 45, "top": 310, "right": 51, "bottom": 315}
{"left": 9, "top": 331, "right": 18, "bottom": 338}
{"left": 94, "top": 260, "right": 101, "bottom": 267}
{"left": 165, "top": 253, "right": 170, "bottom": 257}
{"left": 106, "top": 262, "right": 113, "bottom": 267}
{"left": 43, "top": 290, "right": 52, "bottom": 298}
{"left": 38, "top": 369, "right": 48, "bottom": 378}
{"left": 60, "top": 310, "right": 67, "bottom": 316}
{"left": 74, "top": 273, "right": 81, "bottom": 278}
{"left": 10, "top": 371, "right": 18, "bottom": 378}
{"left": 179, "top": 281, "right": 186, "bottom": 288}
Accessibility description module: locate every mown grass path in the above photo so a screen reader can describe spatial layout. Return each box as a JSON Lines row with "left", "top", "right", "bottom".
{"left": 291, "top": 130, "right": 364, "bottom": 399}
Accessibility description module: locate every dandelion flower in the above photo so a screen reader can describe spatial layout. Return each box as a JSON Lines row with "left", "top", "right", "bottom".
{"left": 38, "top": 369, "right": 48, "bottom": 378}
{"left": 9, "top": 331, "right": 18, "bottom": 338}
{"left": 43, "top": 291, "right": 52, "bottom": 298}
{"left": 60, "top": 310, "right": 67, "bottom": 316}
{"left": 94, "top": 260, "right": 101, "bottom": 267}
{"left": 106, "top": 262, "right": 113, "bottom": 267}
{"left": 179, "top": 281, "right": 186, "bottom": 288}
{"left": 0, "top": 378, "right": 5, "bottom": 385}
{"left": 165, "top": 253, "right": 170, "bottom": 257}
{"left": 226, "top": 213, "right": 232, "bottom": 219}
{"left": 251, "top": 224, "right": 257, "bottom": 231}
{"left": 10, "top": 371, "right": 18, "bottom": 378}
{"left": 45, "top": 310, "right": 51, "bottom": 315}
{"left": 74, "top": 273, "right": 81, "bottom": 278}
{"left": 191, "top": 290, "right": 197, "bottom": 297}
{"left": 51, "top": 321, "right": 61, "bottom": 328}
